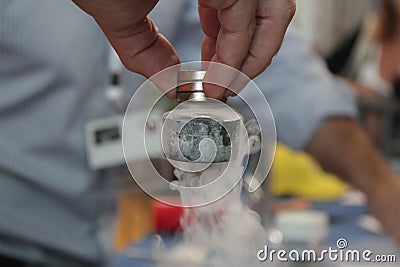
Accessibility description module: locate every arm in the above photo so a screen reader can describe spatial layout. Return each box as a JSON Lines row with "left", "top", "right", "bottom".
{"left": 306, "top": 118, "right": 400, "bottom": 243}
{"left": 306, "top": 118, "right": 390, "bottom": 196}
{"left": 248, "top": 27, "right": 400, "bottom": 243}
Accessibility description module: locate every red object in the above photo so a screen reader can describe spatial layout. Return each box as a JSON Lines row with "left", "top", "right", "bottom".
{"left": 151, "top": 198, "right": 184, "bottom": 233}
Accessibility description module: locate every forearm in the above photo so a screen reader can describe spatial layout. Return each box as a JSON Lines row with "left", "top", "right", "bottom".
{"left": 305, "top": 117, "right": 394, "bottom": 198}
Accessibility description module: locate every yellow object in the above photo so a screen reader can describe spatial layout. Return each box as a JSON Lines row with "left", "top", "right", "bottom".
{"left": 271, "top": 144, "right": 348, "bottom": 201}
{"left": 114, "top": 192, "right": 154, "bottom": 252}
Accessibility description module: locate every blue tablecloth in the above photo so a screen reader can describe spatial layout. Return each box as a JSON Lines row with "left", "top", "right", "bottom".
{"left": 110, "top": 201, "right": 399, "bottom": 267}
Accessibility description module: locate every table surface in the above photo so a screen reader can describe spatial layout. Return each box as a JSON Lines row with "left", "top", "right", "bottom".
{"left": 110, "top": 200, "right": 399, "bottom": 267}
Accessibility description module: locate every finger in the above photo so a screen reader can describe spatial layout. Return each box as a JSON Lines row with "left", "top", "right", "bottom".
{"left": 199, "top": 0, "right": 258, "bottom": 98}
{"left": 103, "top": 17, "right": 179, "bottom": 79}
{"left": 202, "top": 61, "right": 242, "bottom": 99}
{"left": 203, "top": 55, "right": 236, "bottom": 99}
{"left": 198, "top": 4, "right": 219, "bottom": 61}
{"left": 240, "top": 0, "right": 296, "bottom": 78}
{"left": 102, "top": 17, "right": 180, "bottom": 98}
{"left": 198, "top": 4, "right": 225, "bottom": 98}
{"left": 201, "top": 35, "right": 217, "bottom": 63}
{"left": 72, "top": 0, "right": 159, "bottom": 33}
{"left": 199, "top": 0, "right": 258, "bottom": 68}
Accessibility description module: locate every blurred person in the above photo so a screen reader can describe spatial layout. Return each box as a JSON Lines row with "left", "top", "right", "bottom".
{"left": 329, "top": 0, "right": 400, "bottom": 97}
{"left": 1, "top": 1, "right": 400, "bottom": 267}
{"left": 294, "top": 0, "right": 373, "bottom": 57}
{"left": 327, "top": 0, "right": 400, "bottom": 146}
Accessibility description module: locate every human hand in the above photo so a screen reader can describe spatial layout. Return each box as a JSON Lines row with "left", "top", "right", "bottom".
{"left": 72, "top": 0, "right": 179, "bottom": 79}
{"left": 367, "top": 176, "right": 400, "bottom": 245}
{"left": 199, "top": 0, "right": 296, "bottom": 98}
{"left": 72, "top": 0, "right": 295, "bottom": 98}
